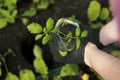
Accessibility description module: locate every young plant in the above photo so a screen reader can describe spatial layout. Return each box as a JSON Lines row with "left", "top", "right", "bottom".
{"left": 0, "top": 49, "right": 19, "bottom": 80}
{"left": 87, "top": 0, "right": 110, "bottom": 28}
{"left": 53, "top": 63, "right": 79, "bottom": 80}
{"left": 0, "top": 0, "right": 17, "bottom": 29}
{"left": 27, "top": 17, "right": 88, "bottom": 57}
{"left": 33, "top": 45, "right": 48, "bottom": 80}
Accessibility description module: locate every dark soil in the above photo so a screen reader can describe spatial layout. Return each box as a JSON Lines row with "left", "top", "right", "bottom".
{"left": 0, "top": 0, "right": 110, "bottom": 80}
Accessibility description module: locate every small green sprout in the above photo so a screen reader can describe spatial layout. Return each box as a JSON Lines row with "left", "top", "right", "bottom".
{"left": 27, "top": 18, "right": 88, "bottom": 57}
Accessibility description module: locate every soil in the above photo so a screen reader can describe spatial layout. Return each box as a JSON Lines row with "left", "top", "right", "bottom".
{"left": 0, "top": 0, "right": 110, "bottom": 80}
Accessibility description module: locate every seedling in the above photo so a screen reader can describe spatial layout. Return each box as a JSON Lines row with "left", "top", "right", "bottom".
{"left": 27, "top": 17, "right": 88, "bottom": 57}
{"left": 0, "top": 0, "right": 17, "bottom": 29}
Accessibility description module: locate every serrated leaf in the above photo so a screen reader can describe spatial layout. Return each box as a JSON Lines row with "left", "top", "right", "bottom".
{"left": 0, "top": 9, "right": 15, "bottom": 23}
{"left": 59, "top": 50, "right": 68, "bottom": 57}
{"left": 75, "top": 27, "right": 81, "bottom": 37}
{"left": 42, "top": 34, "right": 51, "bottom": 45}
{"left": 33, "top": 45, "right": 43, "bottom": 59}
{"left": 20, "top": 69, "right": 35, "bottom": 80}
{"left": 35, "top": 34, "right": 43, "bottom": 41}
{"left": 22, "top": 7, "right": 37, "bottom": 17}
{"left": 33, "top": 58, "right": 48, "bottom": 75}
{"left": 81, "top": 31, "right": 88, "bottom": 38}
{"left": 5, "top": 72, "right": 19, "bottom": 80}
{"left": 87, "top": 1, "right": 101, "bottom": 21}
{"left": 27, "top": 22, "right": 42, "bottom": 34}
{"left": 100, "top": 8, "right": 110, "bottom": 20}
{"left": 76, "top": 38, "right": 81, "bottom": 50}
{"left": 0, "top": 19, "right": 7, "bottom": 29}
{"left": 60, "top": 64, "right": 79, "bottom": 77}
{"left": 46, "top": 18, "right": 54, "bottom": 31}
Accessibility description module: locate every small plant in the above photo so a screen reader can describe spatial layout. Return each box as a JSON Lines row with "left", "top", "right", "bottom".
{"left": 0, "top": 0, "right": 17, "bottom": 29}
{"left": 33, "top": 45, "right": 80, "bottom": 80}
{"left": 87, "top": 0, "right": 110, "bottom": 28}
{"left": 27, "top": 17, "right": 88, "bottom": 57}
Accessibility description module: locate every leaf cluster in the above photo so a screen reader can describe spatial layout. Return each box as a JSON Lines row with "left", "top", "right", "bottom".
{"left": 27, "top": 18, "right": 88, "bottom": 57}
{"left": 87, "top": 0, "right": 110, "bottom": 28}
{"left": 0, "top": 0, "right": 17, "bottom": 29}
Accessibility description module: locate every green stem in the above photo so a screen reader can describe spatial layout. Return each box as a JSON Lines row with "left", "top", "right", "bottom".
{"left": 2, "top": 57, "right": 9, "bottom": 73}
{"left": 56, "top": 33, "right": 68, "bottom": 51}
{"left": 3, "top": 49, "right": 16, "bottom": 57}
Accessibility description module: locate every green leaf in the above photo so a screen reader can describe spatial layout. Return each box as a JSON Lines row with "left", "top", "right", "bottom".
{"left": 59, "top": 50, "right": 68, "bottom": 57}
{"left": 90, "top": 22, "right": 103, "bottom": 29}
{"left": 68, "top": 16, "right": 81, "bottom": 24}
{"left": 22, "top": 7, "right": 37, "bottom": 17}
{"left": 12, "top": 10, "right": 18, "bottom": 17}
{"left": 46, "top": 18, "right": 54, "bottom": 31}
{"left": 0, "top": 19, "right": 7, "bottom": 29}
{"left": 51, "top": 27, "right": 59, "bottom": 33}
{"left": 33, "top": 45, "right": 43, "bottom": 59}
{"left": 43, "top": 27, "right": 47, "bottom": 33}
{"left": 5, "top": 72, "right": 19, "bottom": 80}
{"left": 60, "top": 64, "right": 79, "bottom": 77}
{"left": 66, "top": 31, "right": 72, "bottom": 39}
{"left": 20, "top": 69, "right": 36, "bottom": 80}
{"left": 37, "top": 0, "right": 49, "bottom": 9}
{"left": 33, "top": 58, "right": 48, "bottom": 75}
{"left": 87, "top": 1, "right": 101, "bottom": 21}
{"left": 111, "top": 50, "right": 120, "bottom": 58}
{"left": 33, "top": 0, "right": 39, "bottom": 3}
{"left": 53, "top": 75, "right": 62, "bottom": 80}
{"left": 22, "top": 18, "right": 28, "bottom": 25}
{"left": 4, "top": 0, "right": 17, "bottom": 10}
{"left": 35, "top": 34, "right": 43, "bottom": 41}
{"left": 81, "top": 30, "right": 88, "bottom": 38}
{"left": 42, "top": 34, "right": 51, "bottom": 45}
{"left": 0, "top": 9, "right": 15, "bottom": 23}
{"left": 100, "top": 8, "right": 110, "bottom": 20}
{"left": 75, "top": 27, "right": 81, "bottom": 37}
{"left": 68, "top": 47, "right": 74, "bottom": 52}
{"left": 27, "top": 22, "right": 42, "bottom": 34}
{"left": 76, "top": 38, "right": 81, "bottom": 50}
{"left": 59, "top": 19, "right": 64, "bottom": 25}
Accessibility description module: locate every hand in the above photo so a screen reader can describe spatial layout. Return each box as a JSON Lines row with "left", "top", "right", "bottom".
{"left": 49, "top": 24, "right": 100, "bottom": 64}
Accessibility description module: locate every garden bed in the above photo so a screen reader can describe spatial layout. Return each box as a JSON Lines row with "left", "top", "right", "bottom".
{"left": 0, "top": 0, "right": 113, "bottom": 80}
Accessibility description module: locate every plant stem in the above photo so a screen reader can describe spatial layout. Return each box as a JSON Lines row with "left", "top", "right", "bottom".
{"left": 2, "top": 57, "right": 9, "bottom": 73}
{"left": 3, "top": 49, "right": 16, "bottom": 57}
{"left": 56, "top": 33, "right": 68, "bottom": 51}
